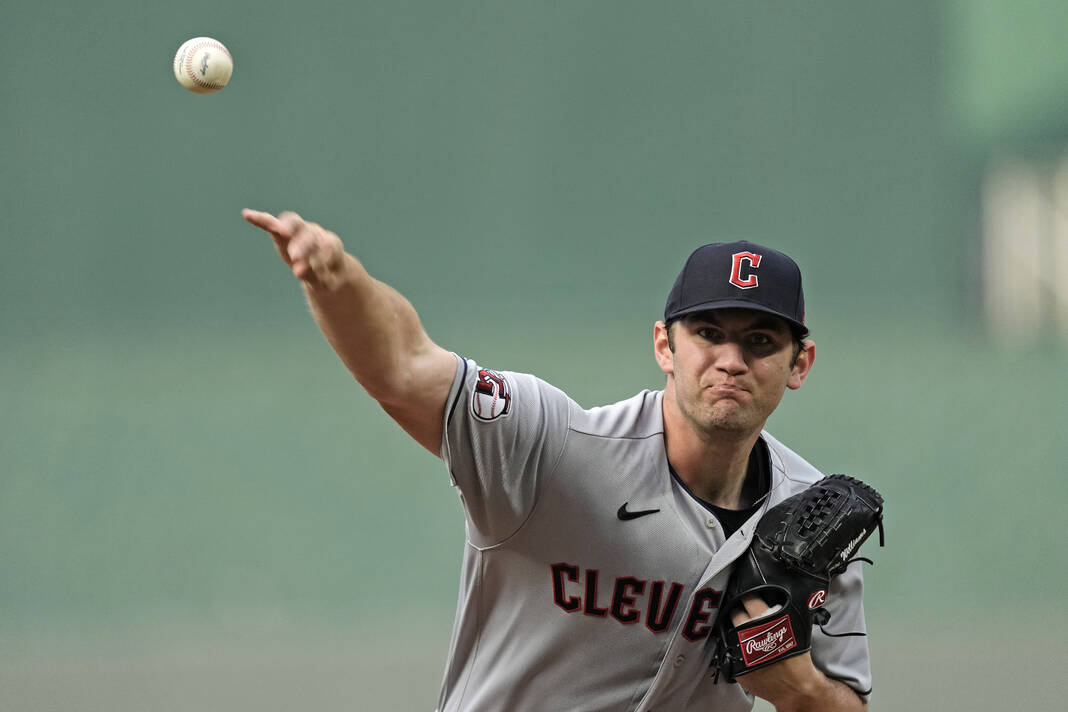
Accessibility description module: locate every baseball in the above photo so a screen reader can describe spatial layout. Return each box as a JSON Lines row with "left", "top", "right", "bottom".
{"left": 173, "top": 37, "right": 233, "bottom": 94}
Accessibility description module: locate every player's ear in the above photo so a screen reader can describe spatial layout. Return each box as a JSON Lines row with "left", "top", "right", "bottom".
{"left": 654, "top": 321, "right": 674, "bottom": 376}
{"left": 787, "top": 340, "right": 815, "bottom": 390}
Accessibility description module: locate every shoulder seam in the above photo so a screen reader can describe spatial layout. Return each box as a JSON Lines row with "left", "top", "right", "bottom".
{"left": 445, "top": 354, "right": 468, "bottom": 430}
{"left": 565, "top": 427, "right": 663, "bottom": 442}
{"left": 568, "top": 392, "right": 657, "bottom": 441}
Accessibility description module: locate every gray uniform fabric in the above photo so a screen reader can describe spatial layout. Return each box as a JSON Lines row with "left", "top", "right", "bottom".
{"left": 437, "top": 356, "right": 871, "bottom": 711}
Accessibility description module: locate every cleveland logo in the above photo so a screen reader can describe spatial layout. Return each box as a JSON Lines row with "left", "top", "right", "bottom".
{"left": 472, "top": 369, "right": 511, "bottom": 421}
{"left": 729, "top": 251, "right": 762, "bottom": 289}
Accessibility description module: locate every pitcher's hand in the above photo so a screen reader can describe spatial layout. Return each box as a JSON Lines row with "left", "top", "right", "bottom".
{"left": 243, "top": 209, "right": 346, "bottom": 290}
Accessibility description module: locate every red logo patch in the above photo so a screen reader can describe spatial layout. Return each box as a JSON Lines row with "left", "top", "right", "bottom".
{"left": 737, "top": 614, "right": 797, "bottom": 667}
{"left": 807, "top": 590, "right": 827, "bottom": 609}
{"left": 729, "top": 251, "right": 762, "bottom": 289}
{"left": 472, "top": 369, "right": 512, "bottom": 421}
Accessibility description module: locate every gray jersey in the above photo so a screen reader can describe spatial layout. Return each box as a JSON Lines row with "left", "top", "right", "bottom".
{"left": 436, "top": 356, "right": 871, "bottom": 711}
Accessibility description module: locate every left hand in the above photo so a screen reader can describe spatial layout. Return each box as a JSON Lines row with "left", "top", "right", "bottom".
{"left": 728, "top": 596, "right": 825, "bottom": 707}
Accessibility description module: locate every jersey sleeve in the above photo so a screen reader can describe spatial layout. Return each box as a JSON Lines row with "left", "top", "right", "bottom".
{"left": 810, "top": 562, "right": 873, "bottom": 701}
{"left": 439, "top": 355, "right": 572, "bottom": 547}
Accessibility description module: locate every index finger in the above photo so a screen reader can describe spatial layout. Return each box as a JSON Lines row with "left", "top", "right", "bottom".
{"left": 731, "top": 594, "right": 773, "bottom": 626}
{"left": 242, "top": 208, "right": 287, "bottom": 235}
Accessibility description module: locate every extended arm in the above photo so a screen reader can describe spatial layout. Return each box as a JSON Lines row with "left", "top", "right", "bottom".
{"left": 243, "top": 209, "right": 456, "bottom": 455}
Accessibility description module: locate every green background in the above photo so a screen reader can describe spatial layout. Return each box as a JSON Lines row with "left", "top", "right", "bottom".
{"left": 3, "top": 1, "right": 1066, "bottom": 710}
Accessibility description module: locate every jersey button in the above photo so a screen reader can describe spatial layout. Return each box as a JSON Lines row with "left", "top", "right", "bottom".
{"left": 706, "top": 517, "right": 717, "bottom": 528}
{"left": 673, "top": 655, "right": 686, "bottom": 668}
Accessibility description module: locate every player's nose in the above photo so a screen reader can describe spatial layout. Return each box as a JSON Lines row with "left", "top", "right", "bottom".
{"left": 713, "top": 341, "right": 748, "bottom": 375}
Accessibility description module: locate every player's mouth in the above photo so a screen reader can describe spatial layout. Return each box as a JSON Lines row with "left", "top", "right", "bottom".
{"left": 706, "top": 383, "right": 749, "bottom": 397}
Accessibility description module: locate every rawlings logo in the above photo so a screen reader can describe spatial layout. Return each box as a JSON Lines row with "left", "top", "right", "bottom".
{"left": 744, "top": 627, "right": 788, "bottom": 654}
{"left": 738, "top": 614, "right": 797, "bottom": 666}
{"left": 807, "top": 590, "right": 827, "bottom": 609}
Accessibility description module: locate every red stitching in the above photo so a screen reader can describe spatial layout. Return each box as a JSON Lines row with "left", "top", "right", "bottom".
{"left": 182, "top": 40, "right": 231, "bottom": 89}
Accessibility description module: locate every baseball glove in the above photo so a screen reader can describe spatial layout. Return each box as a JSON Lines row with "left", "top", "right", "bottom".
{"left": 711, "top": 474, "right": 884, "bottom": 682}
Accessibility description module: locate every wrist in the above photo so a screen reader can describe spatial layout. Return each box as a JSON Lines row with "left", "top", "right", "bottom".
{"left": 303, "top": 253, "right": 366, "bottom": 295}
{"left": 756, "top": 663, "right": 830, "bottom": 711}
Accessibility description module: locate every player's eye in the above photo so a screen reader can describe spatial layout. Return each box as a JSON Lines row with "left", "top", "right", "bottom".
{"left": 746, "top": 332, "right": 781, "bottom": 353}
{"left": 696, "top": 327, "right": 725, "bottom": 342}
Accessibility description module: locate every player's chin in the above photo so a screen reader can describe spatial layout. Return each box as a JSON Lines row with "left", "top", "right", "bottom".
{"left": 701, "top": 405, "right": 756, "bottom": 433}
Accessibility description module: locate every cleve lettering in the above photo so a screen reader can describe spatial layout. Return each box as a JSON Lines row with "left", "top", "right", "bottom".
{"left": 550, "top": 562, "right": 717, "bottom": 637}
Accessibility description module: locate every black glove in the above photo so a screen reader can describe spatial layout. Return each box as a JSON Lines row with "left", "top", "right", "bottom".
{"left": 711, "top": 474, "right": 884, "bottom": 682}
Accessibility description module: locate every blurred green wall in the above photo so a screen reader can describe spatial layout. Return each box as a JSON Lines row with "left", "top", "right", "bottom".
{"left": 2, "top": 2, "right": 1066, "bottom": 710}
{"left": 947, "top": 0, "right": 1068, "bottom": 148}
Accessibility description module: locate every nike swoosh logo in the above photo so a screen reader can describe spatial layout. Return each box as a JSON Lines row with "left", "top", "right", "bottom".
{"left": 617, "top": 502, "right": 661, "bottom": 521}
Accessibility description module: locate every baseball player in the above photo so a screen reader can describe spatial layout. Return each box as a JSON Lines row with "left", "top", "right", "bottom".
{"left": 243, "top": 208, "right": 873, "bottom": 711}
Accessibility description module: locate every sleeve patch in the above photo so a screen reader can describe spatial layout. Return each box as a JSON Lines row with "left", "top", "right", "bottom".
{"left": 471, "top": 368, "right": 512, "bottom": 422}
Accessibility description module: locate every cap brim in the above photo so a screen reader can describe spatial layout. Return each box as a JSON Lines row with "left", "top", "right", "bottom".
{"left": 666, "top": 300, "right": 808, "bottom": 336}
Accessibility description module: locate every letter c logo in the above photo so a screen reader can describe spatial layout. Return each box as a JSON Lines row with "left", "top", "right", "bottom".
{"left": 729, "top": 251, "right": 762, "bottom": 289}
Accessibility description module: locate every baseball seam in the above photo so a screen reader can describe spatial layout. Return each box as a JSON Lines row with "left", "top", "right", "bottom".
{"left": 182, "top": 40, "right": 231, "bottom": 89}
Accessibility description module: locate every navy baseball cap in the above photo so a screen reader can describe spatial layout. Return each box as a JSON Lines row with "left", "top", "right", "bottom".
{"left": 664, "top": 241, "right": 808, "bottom": 337}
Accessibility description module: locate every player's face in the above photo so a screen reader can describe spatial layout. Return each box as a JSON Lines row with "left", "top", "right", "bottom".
{"left": 654, "top": 309, "right": 814, "bottom": 438}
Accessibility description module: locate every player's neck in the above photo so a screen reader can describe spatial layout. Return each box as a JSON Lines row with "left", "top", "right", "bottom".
{"left": 661, "top": 398, "right": 764, "bottom": 509}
